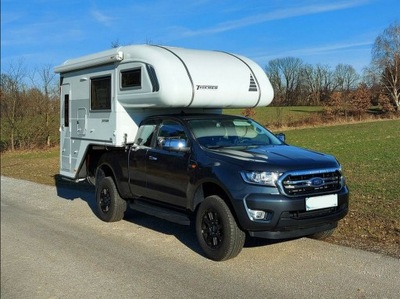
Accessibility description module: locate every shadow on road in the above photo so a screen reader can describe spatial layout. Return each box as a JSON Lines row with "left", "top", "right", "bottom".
{"left": 54, "top": 174, "right": 287, "bottom": 258}
{"left": 54, "top": 174, "right": 96, "bottom": 211}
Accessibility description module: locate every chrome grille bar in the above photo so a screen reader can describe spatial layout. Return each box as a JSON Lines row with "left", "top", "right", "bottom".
{"left": 277, "top": 168, "right": 343, "bottom": 197}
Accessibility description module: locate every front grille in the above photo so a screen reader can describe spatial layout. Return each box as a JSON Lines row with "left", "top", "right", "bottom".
{"left": 277, "top": 168, "right": 343, "bottom": 197}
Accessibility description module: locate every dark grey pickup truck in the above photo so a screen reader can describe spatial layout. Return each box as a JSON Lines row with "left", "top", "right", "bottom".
{"left": 93, "top": 113, "right": 349, "bottom": 261}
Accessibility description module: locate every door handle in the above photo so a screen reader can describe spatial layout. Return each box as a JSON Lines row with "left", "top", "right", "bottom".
{"left": 148, "top": 156, "right": 158, "bottom": 161}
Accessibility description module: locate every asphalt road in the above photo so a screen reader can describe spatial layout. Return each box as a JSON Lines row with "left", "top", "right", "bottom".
{"left": 1, "top": 176, "right": 399, "bottom": 299}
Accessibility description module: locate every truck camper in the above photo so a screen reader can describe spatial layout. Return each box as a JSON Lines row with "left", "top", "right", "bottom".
{"left": 55, "top": 45, "right": 348, "bottom": 261}
{"left": 55, "top": 44, "right": 273, "bottom": 180}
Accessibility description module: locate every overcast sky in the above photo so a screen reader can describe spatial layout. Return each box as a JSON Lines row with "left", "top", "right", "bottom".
{"left": 1, "top": 0, "right": 399, "bottom": 75}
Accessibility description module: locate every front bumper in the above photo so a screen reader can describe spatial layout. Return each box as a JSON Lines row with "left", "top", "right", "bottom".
{"left": 232, "top": 186, "right": 349, "bottom": 239}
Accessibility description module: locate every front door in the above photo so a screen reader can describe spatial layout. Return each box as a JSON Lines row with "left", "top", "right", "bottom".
{"left": 128, "top": 119, "right": 191, "bottom": 208}
{"left": 145, "top": 120, "right": 191, "bottom": 207}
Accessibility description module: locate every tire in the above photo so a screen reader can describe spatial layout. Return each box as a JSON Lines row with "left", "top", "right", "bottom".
{"left": 195, "top": 195, "right": 245, "bottom": 261}
{"left": 309, "top": 228, "right": 336, "bottom": 240}
{"left": 95, "top": 177, "right": 127, "bottom": 222}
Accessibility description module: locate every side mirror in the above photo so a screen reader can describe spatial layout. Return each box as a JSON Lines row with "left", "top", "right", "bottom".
{"left": 276, "top": 133, "right": 286, "bottom": 142}
{"left": 163, "top": 138, "right": 190, "bottom": 152}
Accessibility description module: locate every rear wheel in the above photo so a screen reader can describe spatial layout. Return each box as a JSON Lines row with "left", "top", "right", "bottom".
{"left": 95, "top": 177, "right": 127, "bottom": 222}
{"left": 195, "top": 195, "right": 245, "bottom": 261}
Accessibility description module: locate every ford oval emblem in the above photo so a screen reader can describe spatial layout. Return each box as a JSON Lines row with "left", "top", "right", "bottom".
{"left": 310, "top": 177, "right": 324, "bottom": 186}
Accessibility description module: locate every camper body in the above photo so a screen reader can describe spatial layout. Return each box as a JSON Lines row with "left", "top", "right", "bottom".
{"left": 55, "top": 45, "right": 348, "bottom": 261}
{"left": 55, "top": 45, "right": 272, "bottom": 180}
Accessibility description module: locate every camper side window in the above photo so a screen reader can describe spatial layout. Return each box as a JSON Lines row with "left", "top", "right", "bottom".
{"left": 91, "top": 76, "right": 111, "bottom": 110}
{"left": 121, "top": 69, "right": 141, "bottom": 89}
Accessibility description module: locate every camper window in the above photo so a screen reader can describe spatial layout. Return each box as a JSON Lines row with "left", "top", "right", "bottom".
{"left": 91, "top": 76, "right": 111, "bottom": 110}
{"left": 64, "top": 94, "right": 69, "bottom": 127}
{"left": 121, "top": 68, "right": 141, "bottom": 89}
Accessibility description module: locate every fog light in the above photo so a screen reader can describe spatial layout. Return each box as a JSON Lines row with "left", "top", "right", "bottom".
{"left": 248, "top": 209, "right": 266, "bottom": 220}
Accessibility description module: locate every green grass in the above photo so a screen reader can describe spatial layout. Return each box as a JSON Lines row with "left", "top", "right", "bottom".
{"left": 1, "top": 149, "right": 59, "bottom": 185}
{"left": 284, "top": 120, "right": 400, "bottom": 205}
{"left": 224, "top": 106, "right": 323, "bottom": 125}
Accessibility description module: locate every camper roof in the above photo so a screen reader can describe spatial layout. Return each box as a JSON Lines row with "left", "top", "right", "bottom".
{"left": 55, "top": 45, "right": 274, "bottom": 108}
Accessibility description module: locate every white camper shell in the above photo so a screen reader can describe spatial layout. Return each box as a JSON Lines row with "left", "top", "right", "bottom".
{"left": 55, "top": 45, "right": 274, "bottom": 179}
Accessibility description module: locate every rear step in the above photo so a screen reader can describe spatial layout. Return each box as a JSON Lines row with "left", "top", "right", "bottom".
{"left": 129, "top": 200, "right": 191, "bottom": 225}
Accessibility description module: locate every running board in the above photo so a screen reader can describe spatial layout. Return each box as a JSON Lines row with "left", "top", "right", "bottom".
{"left": 129, "top": 200, "right": 191, "bottom": 226}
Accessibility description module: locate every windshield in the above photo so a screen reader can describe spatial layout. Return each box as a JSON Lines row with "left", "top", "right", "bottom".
{"left": 188, "top": 117, "right": 283, "bottom": 148}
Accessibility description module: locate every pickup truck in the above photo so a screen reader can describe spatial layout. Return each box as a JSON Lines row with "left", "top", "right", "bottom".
{"left": 94, "top": 113, "right": 349, "bottom": 261}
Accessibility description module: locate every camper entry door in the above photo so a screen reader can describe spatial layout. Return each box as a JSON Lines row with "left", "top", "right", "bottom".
{"left": 60, "top": 83, "right": 71, "bottom": 174}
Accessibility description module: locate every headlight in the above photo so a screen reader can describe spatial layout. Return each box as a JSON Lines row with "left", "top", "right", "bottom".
{"left": 240, "top": 171, "right": 280, "bottom": 186}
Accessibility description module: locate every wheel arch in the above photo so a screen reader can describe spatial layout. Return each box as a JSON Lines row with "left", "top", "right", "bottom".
{"left": 95, "top": 162, "right": 116, "bottom": 185}
{"left": 75, "top": 145, "right": 109, "bottom": 184}
{"left": 192, "top": 181, "right": 242, "bottom": 228}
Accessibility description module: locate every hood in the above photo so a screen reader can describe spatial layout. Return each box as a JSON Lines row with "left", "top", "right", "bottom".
{"left": 207, "top": 145, "right": 339, "bottom": 172}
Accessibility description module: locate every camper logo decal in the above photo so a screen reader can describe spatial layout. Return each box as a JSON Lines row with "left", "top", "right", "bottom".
{"left": 249, "top": 74, "right": 258, "bottom": 92}
{"left": 196, "top": 85, "right": 218, "bottom": 90}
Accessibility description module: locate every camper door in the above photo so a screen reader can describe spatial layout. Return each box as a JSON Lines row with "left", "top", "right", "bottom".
{"left": 60, "top": 83, "right": 71, "bottom": 175}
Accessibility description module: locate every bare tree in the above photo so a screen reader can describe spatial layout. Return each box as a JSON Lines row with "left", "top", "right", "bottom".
{"left": 265, "top": 60, "right": 284, "bottom": 105}
{"left": 0, "top": 61, "right": 28, "bottom": 151}
{"left": 301, "top": 64, "right": 336, "bottom": 105}
{"left": 31, "top": 64, "right": 59, "bottom": 146}
{"left": 265, "top": 57, "right": 303, "bottom": 105}
{"left": 319, "top": 64, "right": 337, "bottom": 100}
{"left": 362, "top": 66, "right": 382, "bottom": 105}
{"left": 300, "top": 64, "right": 318, "bottom": 105}
{"left": 334, "top": 64, "right": 360, "bottom": 91}
{"left": 371, "top": 21, "right": 400, "bottom": 110}
{"left": 1, "top": 62, "right": 60, "bottom": 151}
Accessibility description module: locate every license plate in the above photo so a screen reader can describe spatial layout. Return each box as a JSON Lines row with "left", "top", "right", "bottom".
{"left": 305, "top": 194, "right": 338, "bottom": 211}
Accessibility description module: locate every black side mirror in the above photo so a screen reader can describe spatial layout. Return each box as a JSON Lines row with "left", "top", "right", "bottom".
{"left": 276, "top": 133, "right": 286, "bottom": 143}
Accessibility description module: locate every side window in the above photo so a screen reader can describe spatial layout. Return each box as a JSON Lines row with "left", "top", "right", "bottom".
{"left": 135, "top": 121, "right": 157, "bottom": 147}
{"left": 91, "top": 76, "right": 111, "bottom": 110}
{"left": 64, "top": 94, "right": 69, "bottom": 127}
{"left": 121, "top": 68, "right": 141, "bottom": 89}
{"left": 157, "top": 121, "right": 188, "bottom": 148}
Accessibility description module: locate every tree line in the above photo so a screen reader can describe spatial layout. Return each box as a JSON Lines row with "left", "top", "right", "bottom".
{"left": 1, "top": 22, "right": 399, "bottom": 152}
{"left": 265, "top": 22, "right": 399, "bottom": 115}
{"left": 1, "top": 64, "right": 59, "bottom": 151}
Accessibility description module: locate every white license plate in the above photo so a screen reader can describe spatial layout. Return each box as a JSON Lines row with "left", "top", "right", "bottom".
{"left": 305, "top": 194, "right": 338, "bottom": 211}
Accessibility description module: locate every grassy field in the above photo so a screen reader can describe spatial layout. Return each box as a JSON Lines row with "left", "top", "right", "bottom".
{"left": 225, "top": 106, "right": 324, "bottom": 126}
{"left": 1, "top": 119, "right": 399, "bottom": 257}
{"left": 1, "top": 149, "right": 59, "bottom": 185}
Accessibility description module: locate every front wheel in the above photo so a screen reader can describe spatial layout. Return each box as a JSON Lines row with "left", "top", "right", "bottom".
{"left": 309, "top": 228, "right": 336, "bottom": 240}
{"left": 195, "top": 195, "right": 245, "bottom": 261}
{"left": 95, "top": 176, "right": 127, "bottom": 222}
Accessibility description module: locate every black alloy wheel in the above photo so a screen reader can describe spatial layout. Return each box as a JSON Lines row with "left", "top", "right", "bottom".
{"left": 196, "top": 195, "right": 245, "bottom": 261}
{"left": 95, "top": 176, "right": 127, "bottom": 222}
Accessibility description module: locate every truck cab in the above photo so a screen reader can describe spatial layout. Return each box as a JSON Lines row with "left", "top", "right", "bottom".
{"left": 95, "top": 113, "right": 349, "bottom": 261}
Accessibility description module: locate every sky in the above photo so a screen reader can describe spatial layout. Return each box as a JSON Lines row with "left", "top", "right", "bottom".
{"left": 1, "top": 0, "right": 399, "bottom": 77}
